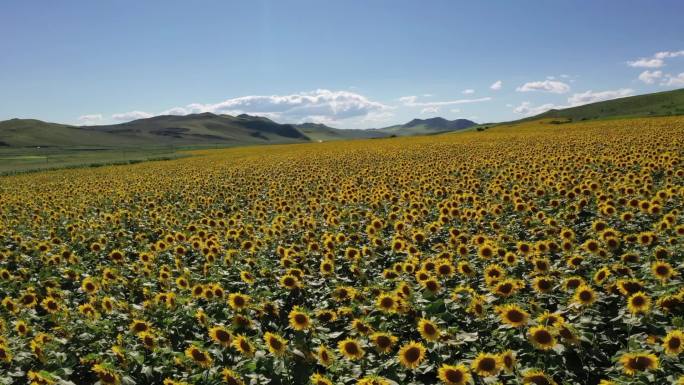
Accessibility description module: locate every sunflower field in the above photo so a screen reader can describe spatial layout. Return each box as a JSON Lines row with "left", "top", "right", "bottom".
{"left": 1, "top": 117, "right": 684, "bottom": 385}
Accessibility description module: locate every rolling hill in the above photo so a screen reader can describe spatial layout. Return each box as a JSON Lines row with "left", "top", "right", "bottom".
{"left": 524, "top": 88, "right": 684, "bottom": 122}
{"left": 88, "top": 113, "right": 310, "bottom": 145}
{"left": 376, "top": 117, "right": 477, "bottom": 135}
{"left": 0, "top": 114, "right": 479, "bottom": 148}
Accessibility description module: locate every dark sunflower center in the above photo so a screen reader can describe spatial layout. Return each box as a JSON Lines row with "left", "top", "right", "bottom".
{"left": 534, "top": 330, "right": 553, "bottom": 344}
{"left": 445, "top": 369, "right": 463, "bottom": 382}
{"left": 344, "top": 342, "right": 359, "bottom": 355}
{"left": 507, "top": 310, "right": 524, "bottom": 323}
{"left": 404, "top": 347, "right": 421, "bottom": 362}
{"left": 478, "top": 357, "right": 496, "bottom": 371}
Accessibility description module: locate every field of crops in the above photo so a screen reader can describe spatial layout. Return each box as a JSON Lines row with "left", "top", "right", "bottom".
{"left": 1, "top": 117, "right": 683, "bottom": 385}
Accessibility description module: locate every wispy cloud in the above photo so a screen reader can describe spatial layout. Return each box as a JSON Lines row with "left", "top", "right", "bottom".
{"left": 112, "top": 111, "right": 154, "bottom": 121}
{"left": 663, "top": 72, "right": 684, "bottom": 87}
{"left": 490, "top": 80, "right": 502, "bottom": 90}
{"left": 516, "top": 80, "right": 570, "bottom": 94}
{"left": 399, "top": 95, "right": 492, "bottom": 107}
{"left": 77, "top": 114, "right": 103, "bottom": 125}
{"left": 627, "top": 58, "right": 664, "bottom": 68}
{"left": 462, "top": 89, "right": 475, "bottom": 95}
{"left": 638, "top": 70, "right": 663, "bottom": 84}
{"left": 567, "top": 89, "right": 633, "bottom": 106}
{"left": 627, "top": 50, "right": 684, "bottom": 68}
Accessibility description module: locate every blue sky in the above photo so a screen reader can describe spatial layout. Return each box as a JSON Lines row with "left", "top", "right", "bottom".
{"left": 1, "top": 1, "right": 683, "bottom": 128}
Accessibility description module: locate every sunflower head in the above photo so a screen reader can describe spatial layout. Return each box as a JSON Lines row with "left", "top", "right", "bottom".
{"left": 417, "top": 318, "right": 440, "bottom": 341}
{"left": 619, "top": 352, "right": 659, "bottom": 375}
{"left": 338, "top": 338, "right": 365, "bottom": 360}
{"left": 398, "top": 341, "right": 426, "bottom": 369}
{"left": 528, "top": 325, "right": 556, "bottom": 350}
{"left": 471, "top": 352, "right": 501, "bottom": 377}
{"left": 438, "top": 363, "right": 471, "bottom": 385}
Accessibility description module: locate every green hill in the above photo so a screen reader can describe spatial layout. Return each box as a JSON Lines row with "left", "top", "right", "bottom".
{"left": 88, "top": 113, "right": 310, "bottom": 145}
{"left": 525, "top": 88, "right": 684, "bottom": 122}
{"left": 376, "top": 117, "right": 477, "bottom": 135}
{"left": 0, "top": 119, "right": 143, "bottom": 148}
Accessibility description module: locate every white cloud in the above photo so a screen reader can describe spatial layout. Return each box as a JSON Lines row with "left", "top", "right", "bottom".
{"left": 627, "top": 50, "right": 684, "bottom": 68}
{"left": 421, "top": 107, "right": 440, "bottom": 114}
{"left": 627, "top": 58, "right": 664, "bottom": 68}
{"left": 513, "top": 102, "right": 560, "bottom": 116}
{"left": 663, "top": 72, "right": 684, "bottom": 87}
{"left": 654, "top": 50, "right": 684, "bottom": 59}
{"left": 450, "top": 108, "right": 461, "bottom": 113}
{"left": 490, "top": 80, "right": 502, "bottom": 90}
{"left": 78, "top": 114, "right": 103, "bottom": 125}
{"left": 638, "top": 70, "right": 663, "bottom": 84}
{"left": 567, "top": 88, "right": 633, "bottom": 106}
{"left": 112, "top": 111, "right": 153, "bottom": 121}
{"left": 462, "top": 89, "right": 475, "bottom": 95}
{"left": 516, "top": 80, "right": 570, "bottom": 94}
{"left": 109, "top": 90, "right": 391, "bottom": 124}
{"left": 400, "top": 95, "right": 492, "bottom": 107}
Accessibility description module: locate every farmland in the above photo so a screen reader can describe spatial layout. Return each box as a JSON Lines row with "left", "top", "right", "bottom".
{"left": 1, "top": 116, "right": 683, "bottom": 385}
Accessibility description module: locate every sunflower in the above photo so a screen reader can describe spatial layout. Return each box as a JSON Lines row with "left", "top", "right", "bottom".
{"left": 492, "top": 279, "right": 520, "bottom": 297}
{"left": 0, "top": 344, "right": 12, "bottom": 363}
{"left": 357, "top": 376, "right": 390, "bottom": 385}
{"left": 315, "top": 309, "right": 337, "bottom": 323}
{"left": 398, "top": 341, "right": 426, "bottom": 369}
{"left": 240, "top": 270, "right": 255, "bottom": 284}
{"left": 662, "top": 330, "right": 684, "bottom": 355}
{"left": 209, "top": 325, "right": 233, "bottom": 347}
{"left": 41, "top": 297, "right": 60, "bottom": 314}
{"left": 616, "top": 279, "right": 644, "bottom": 296}
{"left": 376, "top": 293, "right": 398, "bottom": 313}
{"left": 627, "top": 291, "right": 651, "bottom": 314}
{"left": 370, "top": 332, "right": 397, "bottom": 354}
{"left": 352, "top": 318, "right": 373, "bottom": 335}
{"left": 263, "top": 331, "right": 287, "bottom": 357}
{"left": 288, "top": 307, "right": 311, "bottom": 331}
{"left": 528, "top": 325, "right": 556, "bottom": 350}
{"left": 91, "top": 364, "right": 121, "bottom": 385}
{"left": 499, "top": 349, "right": 516, "bottom": 372}
{"left": 536, "top": 311, "right": 564, "bottom": 327}
{"left": 14, "top": 320, "right": 30, "bottom": 336}
{"left": 437, "top": 363, "right": 471, "bottom": 385}
{"left": 417, "top": 318, "right": 441, "bottom": 341}
{"left": 521, "top": 369, "right": 557, "bottom": 385}
{"left": 496, "top": 304, "right": 529, "bottom": 327}
{"left": 619, "top": 352, "right": 659, "bottom": 375}
{"left": 593, "top": 267, "right": 611, "bottom": 284}
{"left": 279, "top": 274, "right": 301, "bottom": 289}
{"left": 221, "top": 368, "right": 245, "bottom": 385}
{"left": 471, "top": 352, "right": 500, "bottom": 377}
{"left": 185, "top": 345, "right": 212, "bottom": 368}
{"left": 228, "top": 293, "right": 250, "bottom": 311}
{"left": 532, "top": 276, "right": 554, "bottom": 294}
{"left": 651, "top": 261, "right": 674, "bottom": 281}
{"left": 572, "top": 285, "right": 596, "bottom": 306}
{"left": 129, "top": 319, "right": 150, "bottom": 334}
{"left": 338, "top": 338, "right": 364, "bottom": 360}
{"left": 310, "top": 373, "right": 333, "bottom": 385}
{"left": 138, "top": 331, "right": 155, "bottom": 350}
{"left": 81, "top": 277, "right": 99, "bottom": 294}
{"left": 316, "top": 345, "right": 335, "bottom": 366}
{"left": 231, "top": 335, "right": 254, "bottom": 357}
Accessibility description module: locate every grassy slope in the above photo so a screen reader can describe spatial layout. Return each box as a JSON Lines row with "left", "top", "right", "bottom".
{"left": 0, "top": 119, "right": 147, "bottom": 147}
{"left": 528, "top": 88, "right": 684, "bottom": 122}
{"left": 89, "top": 113, "right": 310, "bottom": 145}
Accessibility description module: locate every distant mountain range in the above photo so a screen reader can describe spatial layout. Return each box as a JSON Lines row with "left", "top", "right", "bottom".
{"left": 0, "top": 113, "right": 477, "bottom": 148}
{"left": 2, "top": 88, "right": 683, "bottom": 149}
